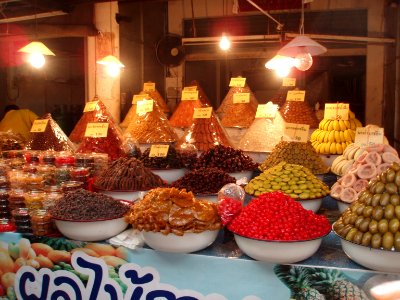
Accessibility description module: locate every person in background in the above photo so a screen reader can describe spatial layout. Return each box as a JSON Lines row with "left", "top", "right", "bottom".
{"left": 0, "top": 104, "right": 39, "bottom": 141}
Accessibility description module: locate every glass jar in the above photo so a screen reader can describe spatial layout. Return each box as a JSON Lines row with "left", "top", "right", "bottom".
{"left": 54, "top": 166, "right": 72, "bottom": 184}
{"left": 70, "top": 167, "right": 90, "bottom": 188}
{"left": 37, "top": 165, "right": 56, "bottom": 186}
{"left": 0, "top": 189, "right": 10, "bottom": 218}
{"left": 43, "top": 185, "right": 63, "bottom": 209}
{"left": 8, "top": 170, "right": 26, "bottom": 189}
{"left": 42, "top": 151, "right": 56, "bottom": 165}
{"left": 55, "top": 151, "right": 75, "bottom": 167}
{"left": 24, "top": 151, "right": 40, "bottom": 164}
{"left": 25, "top": 173, "right": 44, "bottom": 190}
{"left": 61, "top": 181, "right": 83, "bottom": 193}
{"left": 8, "top": 188, "right": 26, "bottom": 211}
{"left": 75, "top": 153, "right": 95, "bottom": 168}
{"left": 0, "top": 218, "right": 15, "bottom": 232}
{"left": 11, "top": 208, "right": 31, "bottom": 233}
{"left": 92, "top": 153, "right": 109, "bottom": 176}
{"left": 30, "top": 209, "right": 53, "bottom": 236}
{"left": 0, "top": 176, "right": 9, "bottom": 189}
{"left": 24, "top": 190, "right": 45, "bottom": 211}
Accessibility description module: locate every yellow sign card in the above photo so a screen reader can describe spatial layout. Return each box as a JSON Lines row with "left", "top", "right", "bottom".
{"left": 149, "top": 145, "right": 170, "bottom": 158}
{"left": 84, "top": 123, "right": 109, "bottom": 138}
{"left": 255, "top": 103, "right": 278, "bottom": 119}
{"left": 30, "top": 119, "right": 49, "bottom": 133}
{"left": 132, "top": 94, "right": 148, "bottom": 104}
{"left": 355, "top": 127, "right": 384, "bottom": 147}
{"left": 282, "top": 78, "right": 296, "bottom": 87}
{"left": 283, "top": 123, "right": 310, "bottom": 143}
{"left": 193, "top": 107, "right": 212, "bottom": 119}
{"left": 287, "top": 90, "right": 305, "bottom": 102}
{"left": 229, "top": 77, "right": 246, "bottom": 87}
{"left": 181, "top": 90, "right": 199, "bottom": 101}
{"left": 233, "top": 93, "right": 250, "bottom": 104}
{"left": 136, "top": 99, "right": 154, "bottom": 114}
{"left": 143, "top": 82, "right": 155, "bottom": 91}
{"left": 83, "top": 101, "right": 99, "bottom": 112}
{"left": 324, "top": 103, "right": 350, "bottom": 121}
{"left": 183, "top": 86, "right": 198, "bottom": 91}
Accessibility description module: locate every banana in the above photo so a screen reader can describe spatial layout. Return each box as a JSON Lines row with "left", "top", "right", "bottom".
{"left": 328, "top": 131, "right": 335, "bottom": 143}
{"left": 323, "top": 120, "right": 331, "bottom": 131}
{"left": 335, "top": 143, "right": 343, "bottom": 154}
{"left": 329, "top": 142, "right": 336, "bottom": 154}
{"left": 327, "top": 121, "right": 334, "bottom": 132}
{"left": 349, "top": 119, "right": 356, "bottom": 130}
{"left": 310, "top": 129, "right": 319, "bottom": 141}
{"left": 325, "top": 142, "right": 331, "bottom": 154}
{"left": 318, "top": 131, "right": 325, "bottom": 143}
{"left": 343, "top": 120, "right": 351, "bottom": 129}
{"left": 338, "top": 120, "right": 347, "bottom": 131}
{"left": 316, "top": 143, "right": 322, "bottom": 154}
{"left": 354, "top": 118, "right": 362, "bottom": 128}
{"left": 324, "top": 131, "right": 330, "bottom": 143}
{"left": 349, "top": 129, "right": 356, "bottom": 140}
{"left": 334, "top": 131, "right": 341, "bottom": 143}
{"left": 319, "top": 119, "right": 328, "bottom": 130}
{"left": 343, "top": 129, "right": 352, "bottom": 142}
{"left": 347, "top": 144, "right": 359, "bottom": 159}
{"left": 349, "top": 110, "right": 355, "bottom": 119}
{"left": 332, "top": 120, "right": 340, "bottom": 131}
{"left": 339, "top": 131, "right": 345, "bottom": 143}
{"left": 341, "top": 142, "right": 348, "bottom": 154}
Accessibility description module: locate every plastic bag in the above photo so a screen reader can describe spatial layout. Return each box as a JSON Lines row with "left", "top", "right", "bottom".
{"left": 121, "top": 132, "right": 142, "bottom": 158}
{"left": 217, "top": 183, "right": 245, "bottom": 226}
{"left": 0, "top": 131, "right": 25, "bottom": 151}
{"left": 279, "top": 100, "right": 319, "bottom": 129}
{"left": 140, "top": 83, "right": 169, "bottom": 113}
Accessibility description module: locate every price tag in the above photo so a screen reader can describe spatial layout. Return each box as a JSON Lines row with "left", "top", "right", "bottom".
{"left": 132, "top": 94, "right": 148, "bottom": 104}
{"left": 287, "top": 90, "right": 305, "bottom": 102}
{"left": 83, "top": 101, "right": 98, "bottom": 112}
{"left": 282, "top": 78, "right": 296, "bottom": 87}
{"left": 84, "top": 123, "right": 109, "bottom": 138}
{"left": 355, "top": 127, "right": 384, "bottom": 147}
{"left": 149, "top": 145, "right": 170, "bottom": 158}
{"left": 181, "top": 90, "right": 199, "bottom": 101}
{"left": 183, "top": 86, "right": 197, "bottom": 91}
{"left": 229, "top": 77, "right": 246, "bottom": 87}
{"left": 30, "top": 119, "right": 49, "bottom": 133}
{"left": 255, "top": 103, "right": 278, "bottom": 119}
{"left": 233, "top": 93, "right": 250, "bottom": 104}
{"left": 143, "top": 82, "right": 155, "bottom": 91}
{"left": 324, "top": 103, "right": 349, "bottom": 120}
{"left": 193, "top": 107, "right": 212, "bottom": 119}
{"left": 283, "top": 123, "right": 310, "bottom": 143}
{"left": 136, "top": 99, "right": 154, "bottom": 114}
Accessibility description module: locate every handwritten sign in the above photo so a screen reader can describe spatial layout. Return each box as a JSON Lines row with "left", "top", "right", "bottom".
{"left": 84, "top": 123, "right": 109, "bottom": 138}
{"left": 282, "top": 78, "right": 296, "bottom": 87}
{"left": 149, "top": 145, "right": 170, "bottom": 158}
{"left": 193, "top": 107, "right": 212, "bottom": 119}
{"left": 143, "top": 82, "right": 155, "bottom": 91}
{"left": 132, "top": 94, "right": 148, "bottom": 104}
{"left": 287, "top": 90, "right": 305, "bottom": 102}
{"left": 355, "top": 127, "right": 384, "bottom": 147}
{"left": 136, "top": 99, "right": 154, "bottom": 114}
{"left": 255, "top": 103, "right": 278, "bottom": 119}
{"left": 229, "top": 77, "right": 246, "bottom": 87}
{"left": 30, "top": 119, "right": 49, "bottom": 133}
{"left": 283, "top": 123, "right": 309, "bottom": 143}
{"left": 83, "top": 101, "right": 98, "bottom": 112}
{"left": 324, "top": 103, "right": 349, "bottom": 120}
{"left": 233, "top": 93, "right": 250, "bottom": 104}
{"left": 181, "top": 90, "right": 199, "bottom": 101}
{"left": 183, "top": 86, "right": 197, "bottom": 91}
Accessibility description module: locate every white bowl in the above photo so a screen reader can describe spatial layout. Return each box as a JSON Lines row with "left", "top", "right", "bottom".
{"left": 228, "top": 170, "right": 254, "bottom": 182}
{"left": 99, "top": 190, "right": 148, "bottom": 202}
{"left": 151, "top": 168, "right": 187, "bottom": 184}
{"left": 297, "top": 198, "right": 323, "bottom": 213}
{"left": 142, "top": 230, "right": 219, "bottom": 253}
{"left": 234, "top": 234, "right": 324, "bottom": 264}
{"left": 195, "top": 193, "right": 218, "bottom": 203}
{"left": 337, "top": 200, "right": 350, "bottom": 213}
{"left": 243, "top": 152, "right": 270, "bottom": 164}
{"left": 335, "top": 231, "right": 400, "bottom": 273}
{"left": 54, "top": 217, "right": 129, "bottom": 242}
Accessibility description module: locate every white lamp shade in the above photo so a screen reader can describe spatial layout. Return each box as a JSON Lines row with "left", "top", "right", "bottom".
{"left": 96, "top": 55, "right": 125, "bottom": 68}
{"left": 18, "top": 41, "right": 55, "bottom": 56}
{"left": 278, "top": 35, "right": 327, "bottom": 56}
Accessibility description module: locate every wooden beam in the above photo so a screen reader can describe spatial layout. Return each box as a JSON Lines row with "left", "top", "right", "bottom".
{"left": 0, "top": 24, "right": 98, "bottom": 39}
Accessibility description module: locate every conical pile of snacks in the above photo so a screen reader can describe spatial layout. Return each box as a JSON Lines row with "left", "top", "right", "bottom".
{"left": 330, "top": 144, "right": 399, "bottom": 203}
{"left": 279, "top": 100, "right": 319, "bottom": 129}
{"left": 25, "top": 113, "right": 75, "bottom": 152}
{"left": 140, "top": 146, "right": 185, "bottom": 169}
{"left": 259, "top": 141, "right": 329, "bottom": 175}
{"left": 310, "top": 110, "right": 362, "bottom": 155}
{"left": 333, "top": 162, "right": 400, "bottom": 251}
{"left": 70, "top": 98, "right": 120, "bottom": 143}
{"left": 94, "top": 157, "right": 165, "bottom": 191}
{"left": 124, "top": 100, "right": 177, "bottom": 143}
{"left": 238, "top": 109, "right": 285, "bottom": 152}
{"left": 125, "top": 187, "right": 221, "bottom": 235}
{"left": 245, "top": 161, "right": 330, "bottom": 199}
{"left": 139, "top": 88, "right": 169, "bottom": 114}
{"left": 175, "top": 107, "right": 233, "bottom": 152}
{"left": 270, "top": 87, "right": 293, "bottom": 108}
{"left": 120, "top": 102, "right": 137, "bottom": 129}
{"left": 169, "top": 81, "right": 210, "bottom": 128}
{"left": 217, "top": 84, "right": 258, "bottom": 128}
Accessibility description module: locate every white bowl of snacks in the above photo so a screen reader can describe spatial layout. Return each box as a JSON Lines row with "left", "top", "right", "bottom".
{"left": 195, "top": 193, "right": 218, "bottom": 203}
{"left": 296, "top": 197, "right": 323, "bottom": 213}
{"left": 151, "top": 168, "right": 187, "bottom": 184}
{"left": 96, "top": 189, "right": 148, "bottom": 202}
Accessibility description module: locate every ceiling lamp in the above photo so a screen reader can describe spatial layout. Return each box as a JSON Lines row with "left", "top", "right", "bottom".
{"left": 219, "top": 34, "right": 231, "bottom": 51}
{"left": 265, "top": 55, "right": 295, "bottom": 78}
{"left": 18, "top": 41, "right": 55, "bottom": 69}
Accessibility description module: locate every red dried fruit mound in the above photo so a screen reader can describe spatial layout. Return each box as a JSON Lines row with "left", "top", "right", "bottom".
{"left": 25, "top": 113, "right": 76, "bottom": 152}
{"left": 279, "top": 100, "right": 319, "bottom": 129}
{"left": 228, "top": 191, "right": 331, "bottom": 241}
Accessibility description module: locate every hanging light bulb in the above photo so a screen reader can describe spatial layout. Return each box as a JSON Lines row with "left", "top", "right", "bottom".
{"left": 219, "top": 34, "right": 231, "bottom": 51}
{"left": 18, "top": 41, "right": 55, "bottom": 69}
{"left": 28, "top": 52, "right": 45, "bottom": 69}
{"left": 96, "top": 55, "right": 125, "bottom": 77}
{"left": 294, "top": 48, "right": 313, "bottom": 71}
{"left": 106, "top": 64, "right": 121, "bottom": 77}
{"left": 265, "top": 55, "right": 294, "bottom": 77}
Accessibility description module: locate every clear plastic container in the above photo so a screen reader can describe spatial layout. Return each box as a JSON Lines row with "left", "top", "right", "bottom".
{"left": 61, "top": 181, "right": 83, "bottom": 193}
{"left": 54, "top": 166, "right": 72, "bottom": 184}
{"left": 55, "top": 151, "right": 75, "bottom": 167}
{"left": 43, "top": 185, "right": 63, "bottom": 209}
{"left": 30, "top": 209, "right": 53, "bottom": 236}
{"left": 24, "top": 190, "right": 45, "bottom": 211}
{"left": 8, "top": 188, "right": 26, "bottom": 211}
{"left": 0, "top": 189, "right": 10, "bottom": 218}
{"left": 11, "top": 208, "right": 32, "bottom": 233}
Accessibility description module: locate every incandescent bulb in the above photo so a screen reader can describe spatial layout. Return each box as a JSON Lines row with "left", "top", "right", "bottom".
{"left": 106, "top": 64, "right": 121, "bottom": 77}
{"left": 294, "top": 52, "right": 313, "bottom": 71}
{"left": 28, "top": 52, "right": 45, "bottom": 69}
{"left": 275, "top": 67, "right": 291, "bottom": 78}
{"left": 219, "top": 35, "right": 231, "bottom": 51}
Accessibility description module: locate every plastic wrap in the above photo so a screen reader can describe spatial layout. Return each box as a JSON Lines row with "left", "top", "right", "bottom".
{"left": 279, "top": 100, "right": 319, "bottom": 129}
{"left": 270, "top": 86, "right": 293, "bottom": 108}
{"left": 140, "top": 145, "right": 185, "bottom": 169}
{"left": 119, "top": 102, "right": 137, "bottom": 129}
{"left": 121, "top": 133, "right": 142, "bottom": 158}
{"left": 217, "top": 183, "right": 245, "bottom": 226}
{"left": 0, "top": 131, "right": 24, "bottom": 151}
{"left": 94, "top": 157, "right": 165, "bottom": 191}
{"left": 175, "top": 106, "right": 233, "bottom": 152}
{"left": 124, "top": 99, "right": 177, "bottom": 143}
{"left": 25, "top": 113, "right": 76, "bottom": 152}
{"left": 140, "top": 84, "right": 169, "bottom": 113}
{"left": 238, "top": 111, "right": 285, "bottom": 152}
{"left": 259, "top": 141, "right": 329, "bottom": 174}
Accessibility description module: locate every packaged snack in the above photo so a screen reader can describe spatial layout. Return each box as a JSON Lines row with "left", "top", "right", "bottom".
{"left": 140, "top": 83, "right": 169, "bottom": 113}
{"left": 0, "top": 131, "right": 25, "bottom": 150}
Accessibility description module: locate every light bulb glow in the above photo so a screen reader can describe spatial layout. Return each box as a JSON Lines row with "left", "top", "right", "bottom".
{"left": 265, "top": 55, "right": 295, "bottom": 70}
{"left": 106, "top": 64, "right": 121, "bottom": 77}
{"left": 28, "top": 52, "right": 45, "bottom": 69}
{"left": 294, "top": 52, "right": 313, "bottom": 71}
{"left": 275, "top": 67, "right": 291, "bottom": 78}
{"left": 219, "top": 35, "right": 231, "bottom": 51}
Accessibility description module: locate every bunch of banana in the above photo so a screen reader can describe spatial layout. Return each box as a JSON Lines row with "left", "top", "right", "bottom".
{"left": 310, "top": 111, "right": 362, "bottom": 155}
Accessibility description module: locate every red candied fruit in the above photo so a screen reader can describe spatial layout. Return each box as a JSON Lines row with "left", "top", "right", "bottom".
{"left": 218, "top": 197, "right": 242, "bottom": 226}
{"left": 227, "top": 191, "right": 331, "bottom": 241}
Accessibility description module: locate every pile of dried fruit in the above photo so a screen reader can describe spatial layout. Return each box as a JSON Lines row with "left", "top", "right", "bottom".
{"left": 259, "top": 141, "right": 329, "bottom": 174}
{"left": 333, "top": 162, "right": 400, "bottom": 250}
{"left": 279, "top": 100, "right": 319, "bottom": 129}
{"left": 217, "top": 84, "right": 258, "bottom": 115}
{"left": 171, "top": 167, "right": 236, "bottom": 194}
{"left": 245, "top": 162, "right": 330, "bottom": 199}
{"left": 50, "top": 189, "right": 130, "bottom": 220}
{"left": 194, "top": 145, "right": 257, "bottom": 172}
{"left": 94, "top": 157, "right": 165, "bottom": 191}
{"left": 140, "top": 146, "right": 185, "bottom": 169}
{"left": 140, "top": 86, "right": 170, "bottom": 113}
{"left": 125, "top": 187, "right": 221, "bottom": 235}
{"left": 227, "top": 191, "right": 331, "bottom": 240}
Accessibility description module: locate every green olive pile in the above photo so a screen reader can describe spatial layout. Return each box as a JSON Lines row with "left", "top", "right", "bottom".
{"left": 333, "top": 162, "right": 400, "bottom": 251}
{"left": 245, "top": 161, "right": 330, "bottom": 199}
